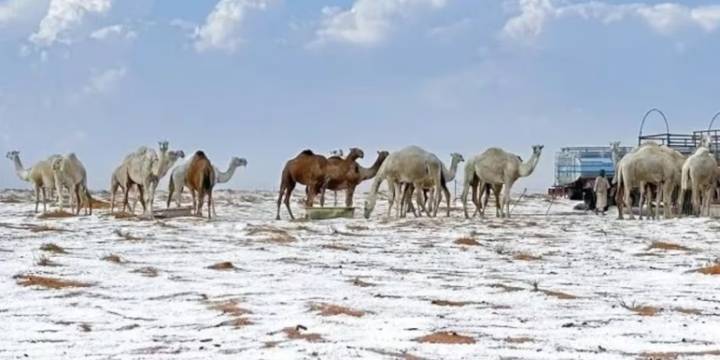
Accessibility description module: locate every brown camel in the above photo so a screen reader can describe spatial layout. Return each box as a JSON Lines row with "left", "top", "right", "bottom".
{"left": 276, "top": 150, "right": 329, "bottom": 220}
{"left": 186, "top": 151, "right": 215, "bottom": 219}
{"left": 322, "top": 149, "right": 390, "bottom": 207}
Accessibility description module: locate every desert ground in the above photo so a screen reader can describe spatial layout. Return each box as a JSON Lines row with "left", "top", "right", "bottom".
{"left": 0, "top": 189, "right": 719, "bottom": 359}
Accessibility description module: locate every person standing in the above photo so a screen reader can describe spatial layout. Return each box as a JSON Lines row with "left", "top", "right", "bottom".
{"left": 594, "top": 169, "right": 610, "bottom": 215}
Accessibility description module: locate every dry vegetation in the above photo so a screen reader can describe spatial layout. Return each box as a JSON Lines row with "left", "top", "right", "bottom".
{"left": 282, "top": 325, "right": 324, "bottom": 342}
{"left": 246, "top": 225, "right": 296, "bottom": 244}
{"left": 692, "top": 263, "right": 720, "bottom": 275}
{"left": 102, "top": 254, "right": 123, "bottom": 263}
{"left": 431, "top": 300, "right": 473, "bottom": 307}
{"left": 207, "top": 261, "right": 235, "bottom": 270}
{"left": 414, "top": 332, "right": 476, "bottom": 344}
{"left": 512, "top": 252, "right": 542, "bottom": 261}
{"left": 131, "top": 267, "right": 159, "bottom": 277}
{"left": 37, "top": 210, "right": 75, "bottom": 219}
{"left": 40, "top": 243, "right": 66, "bottom": 254}
{"left": 207, "top": 299, "right": 253, "bottom": 328}
{"left": 15, "top": 274, "right": 91, "bottom": 289}
{"left": 620, "top": 301, "right": 661, "bottom": 317}
{"left": 454, "top": 237, "right": 480, "bottom": 246}
{"left": 647, "top": 241, "right": 691, "bottom": 251}
{"left": 310, "top": 303, "right": 365, "bottom": 317}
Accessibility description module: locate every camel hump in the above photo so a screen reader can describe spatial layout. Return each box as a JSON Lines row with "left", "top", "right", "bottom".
{"left": 194, "top": 151, "right": 207, "bottom": 159}
{"left": 300, "top": 149, "right": 315, "bottom": 156}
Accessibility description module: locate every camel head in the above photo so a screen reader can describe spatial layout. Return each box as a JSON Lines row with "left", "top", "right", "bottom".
{"left": 51, "top": 157, "right": 63, "bottom": 171}
{"left": 700, "top": 135, "right": 712, "bottom": 149}
{"left": 450, "top": 153, "right": 465, "bottom": 163}
{"left": 158, "top": 141, "right": 169, "bottom": 153}
{"left": 231, "top": 157, "right": 248, "bottom": 168}
{"left": 169, "top": 150, "right": 185, "bottom": 162}
{"left": 348, "top": 147, "right": 364, "bottom": 160}
{"left": 6, "top": 151, "right": 19, "bottom": 161}
{"left": 330, "top": 149, "right": 343, "bottom": 157}
{"left": 532, "top": 145, "right": 544, "bottom": 156}
{"left": 377, "top": 150, "right": 390, "bottom": 161}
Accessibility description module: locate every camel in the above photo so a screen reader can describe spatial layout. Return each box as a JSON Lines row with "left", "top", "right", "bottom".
{"left": 679, "top": 136, "right": 717, "bottom": 216}
{"left": 363, "top": 146, "right": 443, "bottom": 219}
{"left": 401, "top": 153, "right": 464, "bottom": 217}
{"left": 167, "top": 156, "right": 247, "bottom": 216}
{"left": 615, "top": 143, "right": 685, "bottom": 220}
{"left": 185, "top": 151, "right": 215, "bottom": 219}
{"left": 6, "top": 151, "right": 61, "bottom": 212}
{"left": 110, "top": 142, "right": 183, "bottom": 214}
{"left": 52, "top": 153, "right": 92, "bottom": 215}
{"left": 319, "top": 147, "right": 365, "bottom": 207}
{"left": 276, "top": 150, "right": 330, "bottom": 220}
{"left": 467, "top": 145, "right": 544, "bottom": 218}
{"left": 461, "top": 157, "right": 501, "bottom": 218}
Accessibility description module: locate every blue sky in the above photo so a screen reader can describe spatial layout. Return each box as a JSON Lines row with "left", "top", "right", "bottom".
{"left": 2, "top": 0, "right": 720, "bottom": 192}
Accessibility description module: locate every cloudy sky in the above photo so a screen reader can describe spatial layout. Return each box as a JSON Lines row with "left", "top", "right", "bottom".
{"left": 2, "top": 0, "right": 720, "bottom": 192}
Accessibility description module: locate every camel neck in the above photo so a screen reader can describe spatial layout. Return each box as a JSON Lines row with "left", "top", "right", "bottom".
{"left": 11, "top": 156, "right": 30, "bottom": 181}
{"left": 445, "top": 158, "right": 461, "bottom": 182}
{"left": 216, "top": 163, "right": 240, "bottom": 184}
{"left": 360, "top": 155, "right": 385, "bottom": 180}
{"left": 519, "top": 152, "right": 540, "bottom": 177}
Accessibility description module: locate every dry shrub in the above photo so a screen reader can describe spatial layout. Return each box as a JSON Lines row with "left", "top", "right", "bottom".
{"left": 114, "top": 229, "right": 141, "bottom": 241}
{"left": 246, "top": 225, "right": 296, "bottom": 244}
{"left": 112, "top": 212, "right": 135, "bottom": 219}
{"left": 102, "top": 254, "right": 123, "bottom": 263}
{"left": 647, "top": 241, "right": 691, "bottom": 251}
{"left": 36, "top": 256, "right": 60, "bottom": 267}
{"left": 367, "top": 348, "right": 423, "bottom": 360}
{"left": 30, "top": 225, "right": 67, "bottom": 233}
{"left": 674, "top": 307, "right": 702, "bottom": 315}
{"left": 208, "top": 261, "right": 235, "bottom": 270}
{"left": 540, "top": 289, "right": 578, "bottom": 300}
{"left": 345, "top": 224, "right": 369, "bottom": 231}
{"left": 282, "top": 325, "right": 324, "bottom": 342}
{"left": 414, "top": 331, "right": 476, "bottom": 344}
{"left": 132, "top": 267, "right": 159, "bottom": 277}
{"left": 208, "top": 299, "right": 252, "bottom": 328}
{"left": 431, "top": 300, "right": 472, "bottom": 307}
{"left": 455, "top": 237, "right": 480, "bottom": 246}
{"left": 692, "top": 263, "right": 720, "bottom": 275}
{"left": 322, "top": 244, "right": 351, "bottom": 251}
{"left": 40, "top": 243, "right": 66, "bottom": 254}
{"left": 513, "top": 253, "right": 542, "bottom": 261}
{"left": 640, "top": 350, "right": 720, "bottom": 359}
{"left": 38, "top": 210, "right": 75, "bottom": 219}
{"left": 15, "top": 274, "right": 91, "bottom": 289}
{"left": 490, "top": 283, "right": 524, "bottom": 292}
{"left": 310, "top": 303, "right": 365, "bottom": 317}
{"left": 620, "top": 301, "right": 661, "bottom": 316}
{"left": 90, "top": 198, "right": 111, "bottom": 209}
{"left": 351, "top": 278, "right": 375, "bottom": 287}
{"left": 505, "top": 337, "right": 534, "bottom": 344}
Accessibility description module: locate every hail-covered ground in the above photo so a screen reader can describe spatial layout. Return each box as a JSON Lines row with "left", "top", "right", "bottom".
{"left": 0, "top": 189, "right": 719, "bottom": 360}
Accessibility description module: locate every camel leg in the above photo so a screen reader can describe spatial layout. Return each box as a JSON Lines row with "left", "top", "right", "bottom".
{"left": 34, "top": 186, "right": 40, "bottom": 213}
{"left": 655, "top": 183, "right": 662, "bottom": 220}
{"left": 284, "top": 182, "right": 296, "bottom": 220}
{"left": 137, "top": 185, "right": 147, "bottom": 214}
{"left": 122, "top": 184, "right": 131, "bottom": 213}
{"left": 461, "top": 181, "right": 471, "bottom": 219}
{"left": 692, "top": 183, "right": 701, "bottom": 216}
{"left": 74, "top": 184, "right": 81, "bottom": 215}
{"left": 442, "top": 183, "right": 451, "bottom": 217}
{"left": 167, "top": 180, "right": 174, "bottom": 209}
{"left": 623, "top": 182, "right": 634, "bottom": 220}
{"left": 306, "top": 184, "right": 317, "bottom": 214}
{"left": 345, "top": 187, "right": 355, "bottom": 208}
{"left": 400, "top": 184, "right": 411, "bottom": 218}
{"left": 677, "top": 188, "right": 686, "bottom": 218}
{"left": 208, "top": 190, "right": 213, "bottom": 219}
{"left": 387, "top": 182, "right": 396, "bottom": 219}
{"left": 638, "top": 184, "right": 645, "bottom": 220}
{"left": 42, "top": 187, "right": 47, "bottom": 213}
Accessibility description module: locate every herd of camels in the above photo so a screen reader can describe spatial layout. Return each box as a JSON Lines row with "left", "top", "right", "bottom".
{"left": 4, "top": 135, "right": 718, "bottom": 221}
{"left": 6, "top": 142, "right": 247, "bottom": 219}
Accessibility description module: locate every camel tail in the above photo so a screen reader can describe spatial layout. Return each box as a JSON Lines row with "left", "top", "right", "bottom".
{"left": 203, "top": 167, "right": 213, "bottom": 193}
{"left": 681, "top": 164, "right": 690, "bottom": 191}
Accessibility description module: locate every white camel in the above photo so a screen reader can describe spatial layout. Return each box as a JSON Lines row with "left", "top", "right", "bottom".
{"left": 52, "top": 153, "right": 92, "bottom": 215}
{"left": 679, "top": 136, "right": 717, "bottom": 216}
{"left": 615, "top": 143, "right": 684, "bottom": 220}
{"left": 6, "top": 151, "right": 61, "bottom": 212}
{"left": 363, "top": 146, "right": 443, "bottom": 219}
{"left": 402, "top": 153, "right": 464, "bottom": 217}
{"left": 464, "top": 145, "right": 544, "bottom": 218}
{"left": 167, "top": 156, "right": 247, "bottom": 216}
{"left": 111, "top": 142, "right": 183, "bottom": 217}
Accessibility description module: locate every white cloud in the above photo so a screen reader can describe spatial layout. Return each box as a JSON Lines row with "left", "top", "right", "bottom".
{"left": 30, "top": 0, "right": 112, "bottom": 47}
{"left": 0, "top": 0, "right": 49, "bottom": 27}
{"left": 313, "top": 0, "right": 448, "bottom": 46}
{"left": 89, "top": 24, "right": 136, "bottom": 40}
{"left": 83, "top": 66, "right": 126, "bottom": 94}
{"left": 193, "top": 0, "right": 269, "bottom": 53}
{"left": 502, "top": 1, "right": 720, "bottom": 41}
